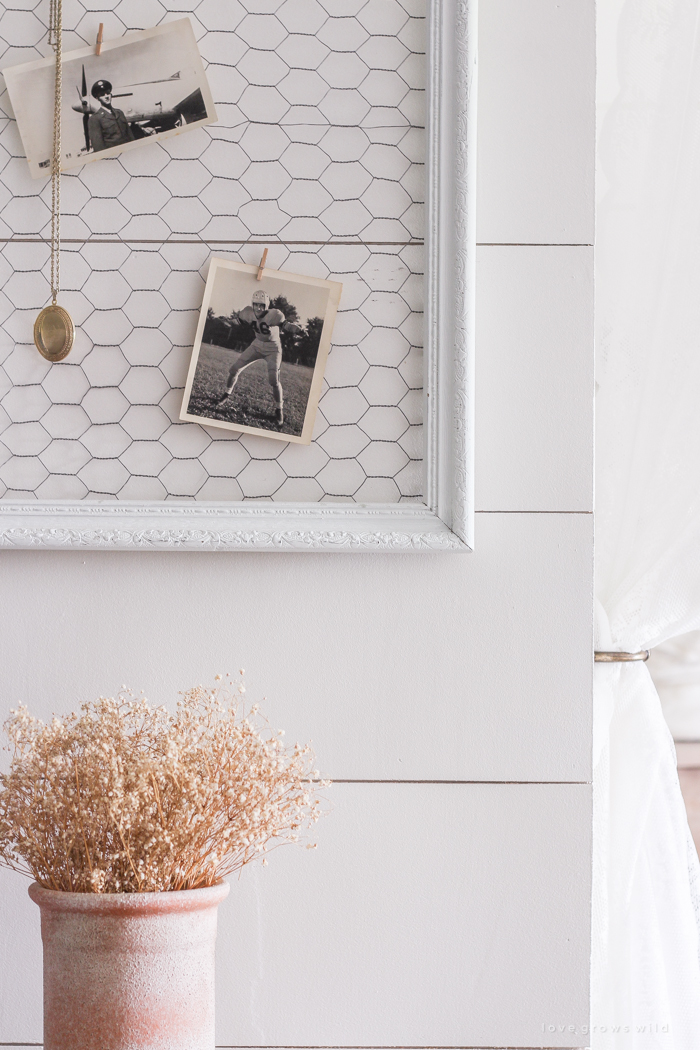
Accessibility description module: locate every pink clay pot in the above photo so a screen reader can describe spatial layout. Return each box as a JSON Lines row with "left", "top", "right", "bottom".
{"left": 29, "top": 880, "right": 230, "bottom": 1050}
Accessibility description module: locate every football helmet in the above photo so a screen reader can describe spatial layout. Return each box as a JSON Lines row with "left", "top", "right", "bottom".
{"left": 251, "top": 290, "right": 270, "bottom": 312}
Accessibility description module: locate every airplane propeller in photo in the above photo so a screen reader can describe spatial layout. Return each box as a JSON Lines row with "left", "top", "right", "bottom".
{"left": 73, "top": 65, "right": 202, "bottom": 152}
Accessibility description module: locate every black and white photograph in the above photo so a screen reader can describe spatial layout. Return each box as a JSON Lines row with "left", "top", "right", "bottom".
{"left": 2, "top": 18, "right": 216, "bottom": 178}
{"left": 181, "top": 259, "right": 342, "bottom": 445}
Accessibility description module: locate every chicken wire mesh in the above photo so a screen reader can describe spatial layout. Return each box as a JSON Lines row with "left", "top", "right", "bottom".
{"left": 0, "top": 0, "right": 425, "bottom": 502}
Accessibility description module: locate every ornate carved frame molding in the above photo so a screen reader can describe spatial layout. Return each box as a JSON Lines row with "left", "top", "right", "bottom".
{"left": 0, "top": 0, "right": 476, "bottom": 554}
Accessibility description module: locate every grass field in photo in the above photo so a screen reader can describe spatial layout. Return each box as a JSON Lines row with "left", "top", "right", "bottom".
{"left": 186, "top": 343, "right": 314, "bottom": 438}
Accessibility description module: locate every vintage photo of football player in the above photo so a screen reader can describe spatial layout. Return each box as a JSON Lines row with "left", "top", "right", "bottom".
{"left": 2, "top": 18, "right": 215, "bottom": 178}
{"left": 181, "top": 259, "right": 342, "bottom": 445}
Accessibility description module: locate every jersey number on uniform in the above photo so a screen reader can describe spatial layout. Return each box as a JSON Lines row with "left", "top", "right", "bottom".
{"left": 253, "top": 320, "right": 271, "bottom": 336}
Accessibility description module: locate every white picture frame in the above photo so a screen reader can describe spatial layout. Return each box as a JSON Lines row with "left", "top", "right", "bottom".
{"left": 0, "top": 0, "right": 476, "bottom": 554}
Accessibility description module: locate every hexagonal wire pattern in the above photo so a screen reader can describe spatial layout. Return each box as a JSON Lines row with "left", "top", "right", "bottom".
{"left": 0, "top": 0, "right": 425, "bottom": 503}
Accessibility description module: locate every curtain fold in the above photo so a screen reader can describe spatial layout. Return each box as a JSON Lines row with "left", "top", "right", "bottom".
{"left": 594, "top": 0, "right": 700, "bottom": 1044}
{"left": 649, "top": 630, "right": 700, "bottom": 739}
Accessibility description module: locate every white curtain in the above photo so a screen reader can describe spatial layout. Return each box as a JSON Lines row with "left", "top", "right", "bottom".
{"left": 594, "top": 0, "right": 700, "bottom": 1045}
{"left": 649, "top": 631, "right": 700, "bottom": 739}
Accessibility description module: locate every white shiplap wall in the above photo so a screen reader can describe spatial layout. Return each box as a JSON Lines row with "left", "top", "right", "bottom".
{"left": 0, "top": 0, "right": 595, "bottom": 1047}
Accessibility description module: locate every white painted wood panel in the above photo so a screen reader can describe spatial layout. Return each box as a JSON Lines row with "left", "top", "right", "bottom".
{"left": 477, "top": 0, "right": 595, "bottom": 246}
{"left": 0, "top": 0, "right": 596, "bottom": 1043}
{"left": 0, "top": 1, "right": 430, "bottom": 507}
{"left": 0, "top": 241, "right": 426, "bottom": 505}
{"left": 0, "top": 782, "right": 591, "bottom": 1049}
{"left": 476, "top": 245, "right": 594, "bottom": 512}
{"left": 0, "top": 511, "right": 592, "bottom": 783}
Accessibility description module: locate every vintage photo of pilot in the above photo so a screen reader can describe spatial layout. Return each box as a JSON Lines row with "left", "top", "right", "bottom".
{"left": 86, "top": 79, "right": 138, "bottom": 152}
{"left": 2, "top": 18, "right": 216, "bottom": 179}
{"left": 181, "top": 259, "right": 343, "bottom": 445}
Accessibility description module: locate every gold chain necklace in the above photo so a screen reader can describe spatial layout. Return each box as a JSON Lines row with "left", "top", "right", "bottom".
{"left": 33, "top": 0, "right": 74, "bottom": 362}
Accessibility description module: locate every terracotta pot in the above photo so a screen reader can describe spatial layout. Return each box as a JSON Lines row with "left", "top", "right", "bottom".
{"left": 29, "top": 880, "right": 230, "bottom": 1050}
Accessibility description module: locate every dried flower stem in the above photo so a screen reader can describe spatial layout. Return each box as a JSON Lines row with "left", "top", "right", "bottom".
{"left": 74, "top": 760, "right": 93, "bottom": 877}
{"left": 150, "top": 773, "right": 165, "bottom": 828}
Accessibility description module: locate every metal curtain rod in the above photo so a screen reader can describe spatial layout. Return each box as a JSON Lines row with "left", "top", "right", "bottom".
{"left": 594, "top": 651, "right": 650, "bottom": 662}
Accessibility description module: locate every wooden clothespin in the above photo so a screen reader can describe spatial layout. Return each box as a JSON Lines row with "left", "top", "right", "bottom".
{"left": 256, "top": 248, "right": 268, "bottom": 282}
{"left": 95, "top": 24, "right": 104, "bottom": 56}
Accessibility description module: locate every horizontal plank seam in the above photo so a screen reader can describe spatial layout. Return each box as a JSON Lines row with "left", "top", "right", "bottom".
{"left": 0, "top": 238, "right": 424, "bottom": 247}
{"left": 476, "top": 506, "right": 591, "bottom": 510}
{"left": 328, "top": 780, "right": 591, "bottom": 785}
{"left": 0, "top": 237, "right": 591, "bottom": 244}
{"left": 216, "top": 1045, "right": 590, "bottom": 1049}
{"left": 477, "top": 242, "right": 593, "bottom": 247}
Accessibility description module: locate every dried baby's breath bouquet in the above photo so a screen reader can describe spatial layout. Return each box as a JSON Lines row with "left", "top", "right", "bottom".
{"left": 0, "top": 676, "right": 327, "bottom": 894}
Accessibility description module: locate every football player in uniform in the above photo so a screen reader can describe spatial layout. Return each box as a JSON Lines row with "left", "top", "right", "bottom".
{"left": 214, "top": 289, "right": 302, "bottom": 426}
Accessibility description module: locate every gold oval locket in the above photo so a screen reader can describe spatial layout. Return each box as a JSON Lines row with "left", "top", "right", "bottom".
{"left": 34, "top": 1, "right": 75, "bottom": 363}
{"left": 34, "top": 303, "right": 74, "bottom": 362}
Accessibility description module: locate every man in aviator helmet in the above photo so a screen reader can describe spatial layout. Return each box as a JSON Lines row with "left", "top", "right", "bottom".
{"left": 215, "top": 289, "right": 302, "bottom": 427}
{"left": 87, "top": 80, "right": 135, "bottom": 153}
